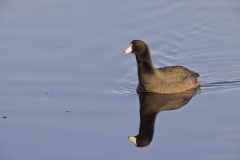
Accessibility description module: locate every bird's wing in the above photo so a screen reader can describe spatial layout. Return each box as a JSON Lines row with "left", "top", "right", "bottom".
{"left": 158, "top": 66, "right": 198, "bottom": 82}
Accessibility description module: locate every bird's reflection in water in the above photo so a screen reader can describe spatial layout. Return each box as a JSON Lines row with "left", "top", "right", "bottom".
{"left": 129, "top": 88, "right": 199, "bottom": 147}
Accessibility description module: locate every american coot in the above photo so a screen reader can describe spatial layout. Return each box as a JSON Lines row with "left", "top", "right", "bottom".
{"left": 128, "top": 88, "right": 198, "bottom": 147}
{"left": 123, "top": 40, "right": 200, "bottom": 93}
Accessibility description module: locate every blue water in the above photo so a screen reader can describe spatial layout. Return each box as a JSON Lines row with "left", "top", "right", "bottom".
{"left": 0, "top": 0, "right": 240, "bottom": 160}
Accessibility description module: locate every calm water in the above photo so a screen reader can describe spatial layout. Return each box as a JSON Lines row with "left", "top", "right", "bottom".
{"left": 1, "top": 0, "right": 240, "bottom": 159}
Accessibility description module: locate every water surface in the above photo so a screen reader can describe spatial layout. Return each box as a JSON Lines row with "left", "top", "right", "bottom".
{"left": 0, "top": 0, "right": 240, "bottom": 160}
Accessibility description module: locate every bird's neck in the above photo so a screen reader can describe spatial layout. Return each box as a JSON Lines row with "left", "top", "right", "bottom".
{"left": 135, "top": 48, "right": 156, "bottom": 87}
{"left": 135, "top": 48, "right": 155, "bottom": 73}
{"left": 138, "top": 111, "right": 157, "bottom": 142}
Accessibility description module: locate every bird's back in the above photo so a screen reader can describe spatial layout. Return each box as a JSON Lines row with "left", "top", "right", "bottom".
{"left": 138, "top": 66, "right": 200, "bottom": 93}
{"left": 158, "top": 66, "right": 199, "bottom": 83}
